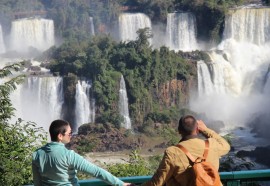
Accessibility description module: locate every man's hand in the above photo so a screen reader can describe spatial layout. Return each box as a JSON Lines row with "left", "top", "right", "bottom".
{"left": 123, "top": 183, "right": 135, "bottom": 186}
{"left": 197, "top": 120, "right": 207, "bottom": 132}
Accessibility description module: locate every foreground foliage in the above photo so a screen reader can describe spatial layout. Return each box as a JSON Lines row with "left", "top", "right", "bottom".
{"left": 0, "top": 63, "right": 47, "bottom": 185}
{"left": 106, "top": 150, "right": 153, "bottom": 177}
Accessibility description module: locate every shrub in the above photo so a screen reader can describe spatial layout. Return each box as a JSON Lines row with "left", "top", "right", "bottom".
{"left": 106, "top": 150, "right": 152, "bottom": 177}
{"left": 0, "top": 119, "right": 47, "bottom": 185}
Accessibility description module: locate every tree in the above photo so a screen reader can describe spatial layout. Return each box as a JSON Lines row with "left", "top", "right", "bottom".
{"left": 0, "top": 63, "right": 24, "bottom": 123}
{"left": 0, "top": 63, "right": 47, "bottom": 185}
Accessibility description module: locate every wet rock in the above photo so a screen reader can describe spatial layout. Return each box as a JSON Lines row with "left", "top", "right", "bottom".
{"left": 237, "top": 146, "right": 270, "bottom": 167}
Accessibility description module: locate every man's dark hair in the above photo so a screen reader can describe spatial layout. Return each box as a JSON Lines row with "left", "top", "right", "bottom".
{"left": 178, "top": 115, "right": 197, "bottom": 135}
{"left": 49, "top": 120, "right": 70, "bottom": 141}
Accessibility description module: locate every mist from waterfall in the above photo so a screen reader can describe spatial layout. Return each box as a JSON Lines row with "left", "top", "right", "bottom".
{"left": 119, "top": 75, "right": 131, "bottom": 129}
{"left": 118, "top": 13, "right": 152, "bottom": 42}
{"left": 9, "top": 18, "right": 55, "bottom": 53}
{"left": 263, "top": 71, "right": 270, "bottom": 94}
{"left": 166, "top": 13, "right": 198, "bottom": 51}
{"left": 0, "top": 24, "right": 6, "bottom": 54}
{"left": 191, "top": 8, "right": 270, "bottom": 129}
{"left": 75, "top": 80, "right": 95, "bottom": 132}
{"left": 11, "top": 76, "right": 64, "bottom": 132}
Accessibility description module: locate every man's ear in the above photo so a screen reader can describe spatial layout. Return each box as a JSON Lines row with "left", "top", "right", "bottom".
{"left": 57, "top": 133, "right": 63, "bottom": 142}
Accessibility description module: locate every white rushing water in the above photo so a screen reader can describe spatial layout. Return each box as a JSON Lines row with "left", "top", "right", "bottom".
{"left": 166, "top": 12, "right": 198, "bottom": 51}
{"left": 223, "top": 8, "right": 270, "bottom": 45}
{"left": 9, "top": 18, "right": 55, "bottom": 53}
{"left": 89, "top": 17, "right": 95, "bottom": 36}
{"left": 75, "top": 80, "right": 95, "bottom": 131}
{"left": 11, "top": 76, "right": 64, "bottom": 132}
{"left": 118, "top": 75, "right": 131, "bottom": 129}
{"left": 0, "top": 24, "right": 6, "bottom": 54}
{"left": 118, "top": 13, "right": 152, "bottom": 42}
{"left": 192, "top": 8, "right": 270, "bottom": 129}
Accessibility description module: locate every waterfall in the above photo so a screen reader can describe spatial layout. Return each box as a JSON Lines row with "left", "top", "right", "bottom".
{"left": 118, "top": 13, "right": 152, "bottom": 42}
{"left": 75, "top": 80, "right": 95, "bottom": 131}
{"left": 0, "top": 24, "right": 6, "bottom": 54}
{"left": 192, "top": 7, "right": 270, "bottom": 125}
{"left": 89, "top": 17, "right": 95, "bottom": 36}
{"left": 198, "top": 54, "right": 232, "bottom": 96}
{"left": 197, "top": 61, "right": 214, "bottom": 96}
{"left": 198, "top": 59, "right": 235, "bottom": 96}
{"left": 118, "top": 75, "right": 131, "bottom": 129}
{"left": 11, "top": 76, "right": 64, "bottom": 132}
{"left": 223, "top": 8, "right": 270, "bottom": 45}
{"left": 9, "top": 18, "right": 55, "bottom": 53}
{"left": 166, "top": 13, "right": 198, "bottom": 51}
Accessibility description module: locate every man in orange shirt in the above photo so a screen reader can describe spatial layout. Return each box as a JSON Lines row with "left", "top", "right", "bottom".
{"left": 142, "top": 115, "right": 230, "bottom": 186}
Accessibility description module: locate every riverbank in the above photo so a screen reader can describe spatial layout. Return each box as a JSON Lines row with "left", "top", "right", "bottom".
{"left": 85, "top": 148, "right": 166, "bottom": 167}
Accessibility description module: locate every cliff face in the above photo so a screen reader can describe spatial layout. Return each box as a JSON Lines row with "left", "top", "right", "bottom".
{"left": 156, "top": 76, "right": 197, "bottom": 109}
{"left": 159, "top": 79, "right": 188, "bottom": 107}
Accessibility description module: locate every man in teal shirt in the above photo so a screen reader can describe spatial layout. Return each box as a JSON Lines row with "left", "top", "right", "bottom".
{"left": 32, "top": 119, "right": 133, "bottom": 186}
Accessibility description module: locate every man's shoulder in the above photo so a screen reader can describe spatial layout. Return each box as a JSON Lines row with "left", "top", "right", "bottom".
{"left": 165, "top": 145, "right": 184, "bottom": 155}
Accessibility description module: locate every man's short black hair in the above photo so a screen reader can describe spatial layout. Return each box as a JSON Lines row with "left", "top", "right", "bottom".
{"left": 49, "top": 120, "right": 70, "bottom": 141}
{"left": 178, "top": 115, "right": 197, "bottom": 135}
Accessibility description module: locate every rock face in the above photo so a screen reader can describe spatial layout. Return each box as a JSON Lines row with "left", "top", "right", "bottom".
{"left": 70, "top": 124, "right": 143, "bottom": 152}
{"left": 248, "top": 113, "right": 270, "bottom": 139}
{"left": 155, "top": 75, "right": 197, "bottom": 109}
{"left": 159, "top": 79, "right": 189, "bottom": 107}
{"left": 237, "top": 146, "right": 270, "bottom": 167}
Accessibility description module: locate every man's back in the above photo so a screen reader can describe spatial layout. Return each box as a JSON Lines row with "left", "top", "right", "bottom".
{"left": 142, "top": 126, "right": 230, "bottom": 186}
{"left": 177, "top": 139, "right": 221, "bottom": 186}
{"left": 32, "top": 142, "right": 79, "bottom": 185}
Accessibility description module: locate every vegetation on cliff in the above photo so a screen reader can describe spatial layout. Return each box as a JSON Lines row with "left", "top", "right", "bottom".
{"left": 46, "top": 28, "right": 197, "bottom": 130}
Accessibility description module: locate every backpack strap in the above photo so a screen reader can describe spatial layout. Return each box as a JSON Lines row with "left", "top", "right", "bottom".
{"left": 203, "top": 139, "right": 209, "bottom": 159}
{"left": 177, "top": 139, "right": 210, "bottom": 163}
{"left": 177, "top": 144, "right": 196, "bottom": 162}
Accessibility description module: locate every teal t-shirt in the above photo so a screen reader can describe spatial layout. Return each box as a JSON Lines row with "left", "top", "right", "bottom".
{"left": 32, "top": 142, "right": 124, "bottom": 186}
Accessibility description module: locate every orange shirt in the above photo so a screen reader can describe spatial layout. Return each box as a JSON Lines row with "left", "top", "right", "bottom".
{"left": 142, "top": 128, "right": 230, "bottom": 186}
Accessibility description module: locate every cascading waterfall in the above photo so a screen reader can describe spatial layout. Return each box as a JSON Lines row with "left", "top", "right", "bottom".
{"left": 118, "top": 75, "right": 131, "bottom": 129}
{"left": 118, "top": 13, "right": 152, "bottom": 42}
{"left": 198, "top": 52, "right": 240, "bottom": 96}
{"left": 9, "top": 18, "right": 55, "bottom": 53}
{"left": 0, "top": 24, "right": 6, "bottom": 54}
{"left": 89, "top": 17, "right": 95, "bottom": 36}
{"left": 11, "top": 76, "right": 64, "bottom": 132}
{"left": 75, "top": 80, "right": 95, "bottom": 131}
{"left": 192, "top": 7, "right": 270, "bottom": 126}
{"left": 197, "top": 60, "right": 214, "bottom": 96}
{"left": 166, "top": 13, "right": 198, "bottom": 51}
{"left": 223, "top": 8, "right": 270, "bottom": 45}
